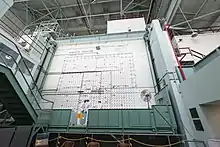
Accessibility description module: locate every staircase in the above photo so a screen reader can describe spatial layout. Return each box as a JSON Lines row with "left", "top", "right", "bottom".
{"left": 0, "top": 36, "right": 54, "bottom": 126}
{"left": 0, "top": 67, "right": 37, "bottom": 125}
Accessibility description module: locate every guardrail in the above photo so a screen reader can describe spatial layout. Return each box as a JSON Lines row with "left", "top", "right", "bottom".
{"left": 0, "top": 33, "right": 54, "bottom": 111}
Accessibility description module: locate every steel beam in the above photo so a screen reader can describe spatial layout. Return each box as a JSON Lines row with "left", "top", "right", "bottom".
{"left": 147, "top": 0, "right": 154, "bottom": 23}
{"left": 56, "top": 9, "right": 149, "bottom": 21}
{"left": 156, "top": 0, "right": 164, "bottom": 18}
{"left": 172, "top": 9, "right": 220, "bottom": 27}
{"left": 25, "top": 1, "right": 29, "bottom": 24}
{"left": 38, "top": 0, "right": 120, "bottom": 11}
{"left": 22, "top": 2, "right": 45, "bottom": 16}
{"left": 27, "top": 9, "right": 58, "bottom": 26}
{"left": 65, "top": 24, "right": 106, "bottom": 32}
{"left": 124, "top": 0, "right": 149, "bottom": 9}
{"left": 79, "top": 0, "right": 92, "bottom": 33}
{"left": 120, "top": 0, "right": 123, "bottom": 17}
{"left": 40, "top": 0, "right": 56, "bottom": 19}
{"left": 127, "top": 0, "right": 149, "bottom": 11}
{"left": 123, "top": 0, "right": 135, "bottom": 11}
{"left": 178, "top": 6, "right": 193, "bottom": 31}
{"left": 165, "top": 0, "right": 182, "bottom": 24}
{"left": 193, "top": 0, "right": 208, "bottom": 18}
{"left": 53, "top": 0, "right": 71, "bottom": 28}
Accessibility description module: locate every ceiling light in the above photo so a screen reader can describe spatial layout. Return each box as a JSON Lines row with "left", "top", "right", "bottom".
{"left": 191, "top": 32, "right": 198, "bottom": 38}
{"left": 5, "top": 55, "right": 12, "bottom": 60}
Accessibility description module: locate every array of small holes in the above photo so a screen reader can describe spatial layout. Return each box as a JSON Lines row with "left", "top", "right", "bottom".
{"left": 49, "top": 51, "right": 149, "bottom": 111}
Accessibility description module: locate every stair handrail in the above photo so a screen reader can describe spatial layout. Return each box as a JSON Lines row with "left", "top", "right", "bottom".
{"left": 0, "top": 33, "right": 54, "bottom": 109}
{"left": 0, "top": 50, "right": 41, "bottom": 112}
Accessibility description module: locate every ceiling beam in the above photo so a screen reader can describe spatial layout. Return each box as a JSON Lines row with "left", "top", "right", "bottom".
{"left": 124, "top": 0, "right": 149, "bottom": 10}
{"left": 40, "top": 0, "right": 56, "bottom": 19}
{"left": 165, "top": 0, "right": 182, "bottom": 24}
{"left": 37, "top": 0, "right": 120, "bottom": 11}
{"left": 27, "top": 9, "right": 58, "bottom": 26}
{"left": 126, "top": 0, "right": 149, "bottom": 11}
{"left": 123, "top": 0, "right": 135, "bottom": 11}
{"left": 66, "top": 24, "right": 107, "bottom": 32}
{"left": 193, "top": 0, "right": 208, "bottom": 18}
{"left": 172, "top": 9, "right": 220, "bottom": 27}
{"left": 56, "top": 9, "right": 149, "bottom": 21}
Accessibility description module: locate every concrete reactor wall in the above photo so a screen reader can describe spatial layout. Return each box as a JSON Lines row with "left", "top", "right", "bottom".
{"left": 41, "top": 34, "right": 155, "bottom": 113}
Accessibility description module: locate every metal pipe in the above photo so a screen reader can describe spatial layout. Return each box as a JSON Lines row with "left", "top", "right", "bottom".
{"left": 145, "top": 36, "right": 161, "bottom": 91}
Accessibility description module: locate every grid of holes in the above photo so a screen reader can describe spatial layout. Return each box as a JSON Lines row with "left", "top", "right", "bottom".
{"left": 53, "top": 52, "right": 148, "bottom": 111}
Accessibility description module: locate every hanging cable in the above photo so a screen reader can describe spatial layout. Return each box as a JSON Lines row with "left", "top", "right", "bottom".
{"left": 61, "top": 136, "right": 88, "bottom": 141}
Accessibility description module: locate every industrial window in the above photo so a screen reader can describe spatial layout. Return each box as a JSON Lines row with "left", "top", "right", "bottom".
{"left": 189, "top": 108, "right": 204, "bottom": 131}
{"left": 189, "top": 108, "right": 199, "bottom": 118}
{"left": 193, "top": 120, "right": 204, "bottom": 131}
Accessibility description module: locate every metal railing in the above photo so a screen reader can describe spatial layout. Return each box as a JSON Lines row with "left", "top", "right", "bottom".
{"left": 0, "top": 50, "right": 53, "bottom": 110}
{"left": 178, "top": 47, "right": 205, "bottom": 63}
{"left": 0, "top": 33, "right": 54, "bottom": 113}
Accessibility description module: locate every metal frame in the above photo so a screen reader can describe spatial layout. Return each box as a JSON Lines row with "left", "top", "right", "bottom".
{"left": 11, "top": 0, "right": 152, "bottom": 35}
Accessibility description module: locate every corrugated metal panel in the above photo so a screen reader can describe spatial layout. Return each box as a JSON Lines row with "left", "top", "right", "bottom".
{"left": 127, "top": 109, "right": 152, "bottom": 128}
{"left": 153, "top": 106, "right": 177, "bottom": 131}
{"left": 88, "top": 109, "right": 120, "bottom": 128}
{"left": 88, "top": 106, "right": 177, "bottom": 133}
{"left": 49, "top": 109, "right": 72, "bottom": 127}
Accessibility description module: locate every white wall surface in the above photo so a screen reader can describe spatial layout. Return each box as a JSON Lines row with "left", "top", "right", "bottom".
{"left": 0, "top": 0, "right": 13, "bottom": 19}
{"left": 175, "top": 32, "right": 220, "bottom": 63}
{"left": 107, "top": 18, "right": 145, "bottom": 34}
{"left": 201, "top": 104, "right": 220, "bottom": 137}
{"left": 150, "top": 20, "right": 196, "bottom": 143}
{"left": 179, "top": 56, "right": 220, "bottom": 141}
{"left": 42, "top": 36, "right": 155, "bottom": 111}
